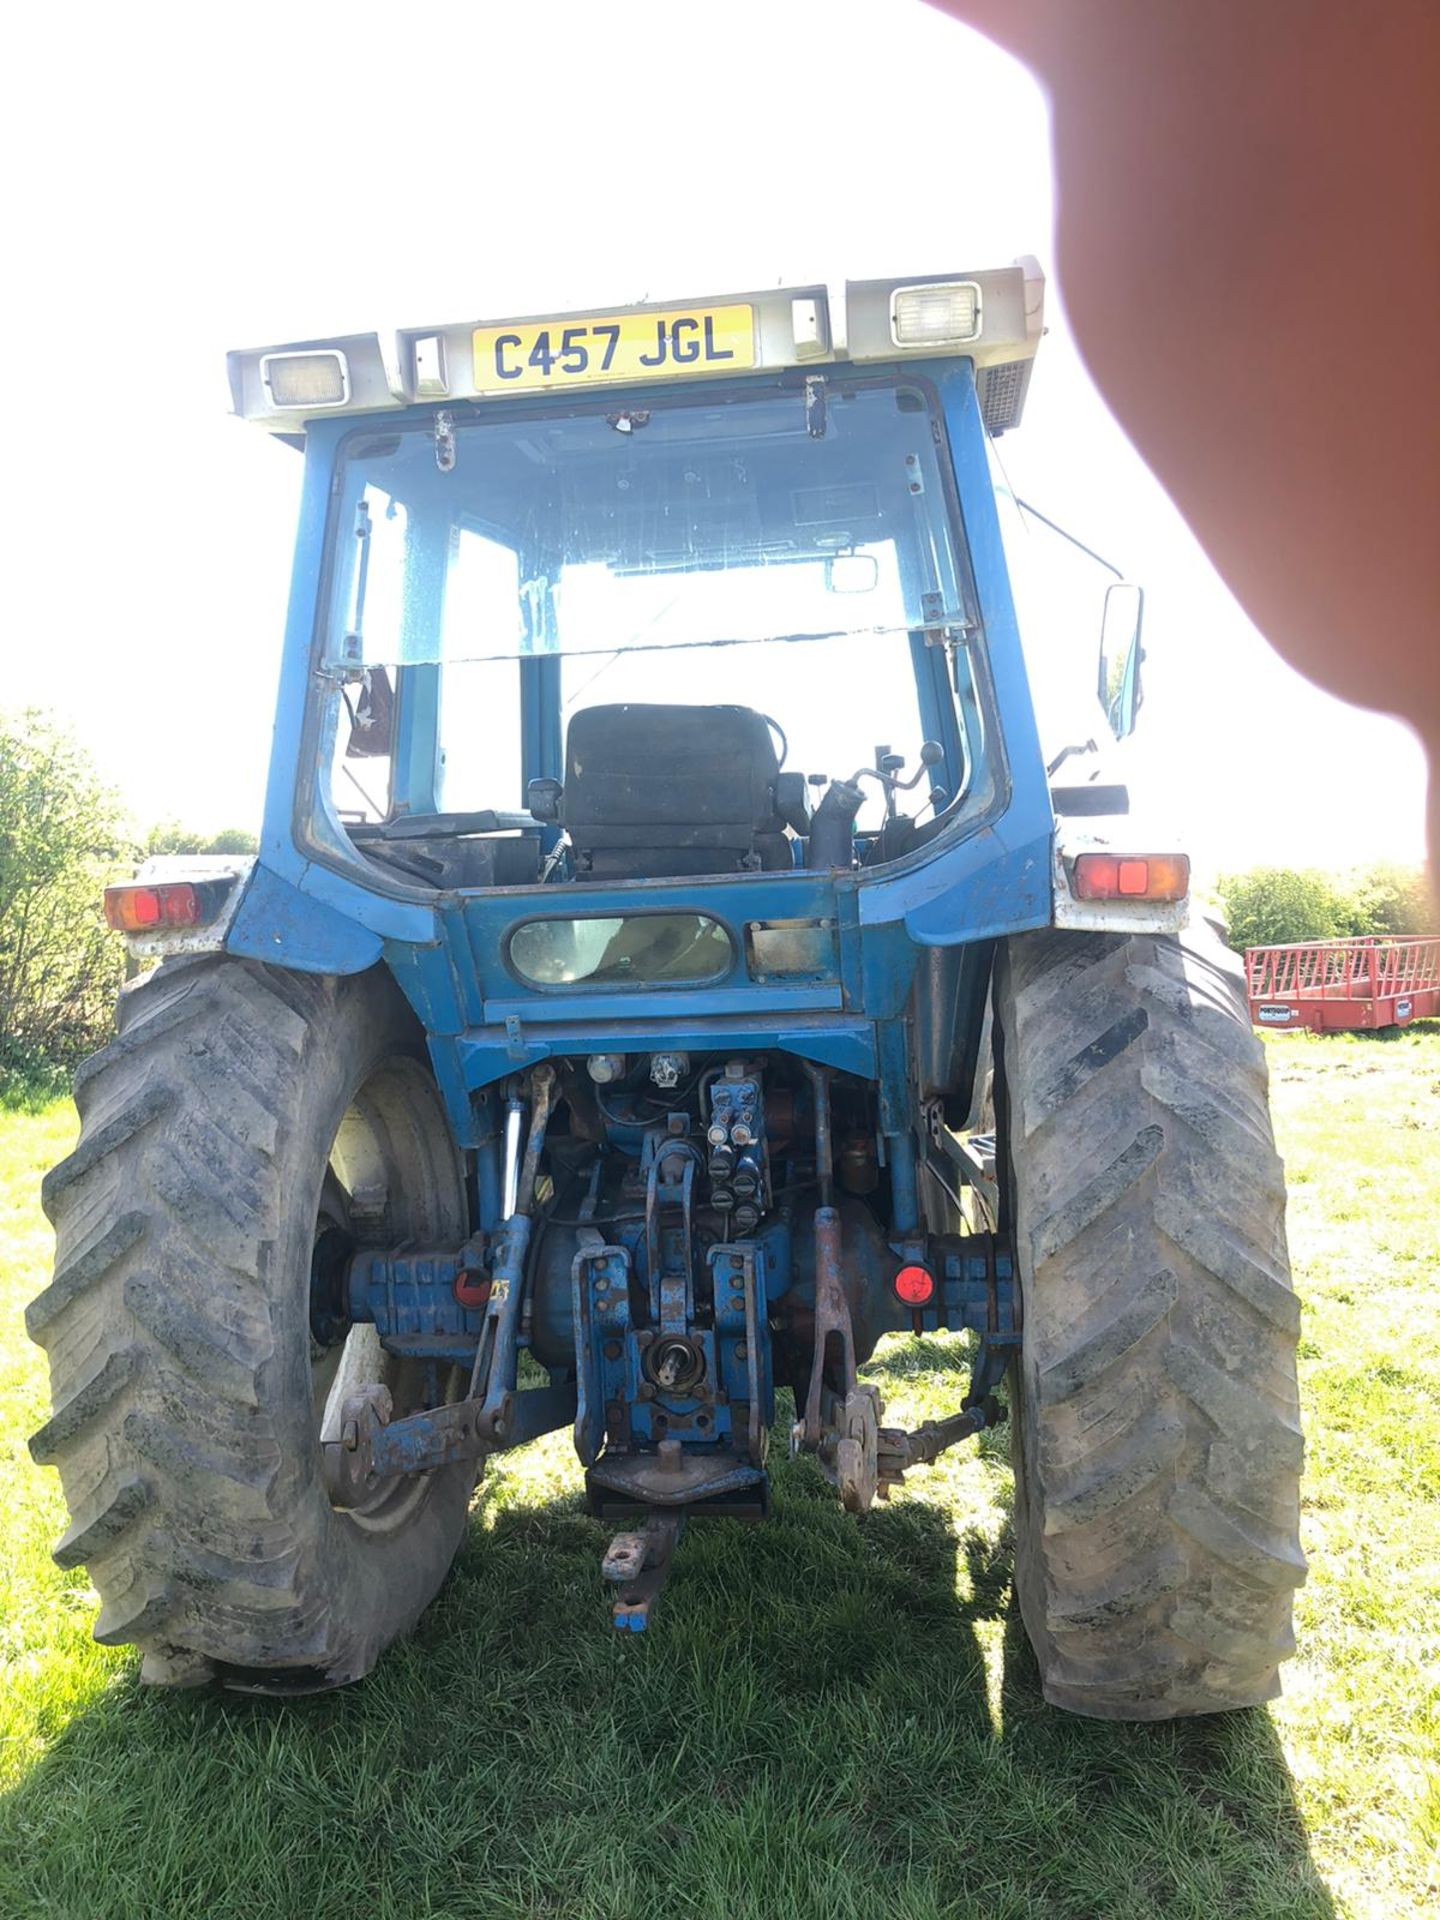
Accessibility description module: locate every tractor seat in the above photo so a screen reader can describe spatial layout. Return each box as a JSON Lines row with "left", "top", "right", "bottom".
{"left": 534, "top": 703, "right": 796, "bottom": 880}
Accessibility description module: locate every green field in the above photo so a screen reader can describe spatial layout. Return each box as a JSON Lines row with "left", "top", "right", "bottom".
{"left": 1, "top": 1030, "right": 1436, "bottom": 1919}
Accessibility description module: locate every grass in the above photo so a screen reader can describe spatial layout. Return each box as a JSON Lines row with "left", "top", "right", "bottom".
{"left": 1, "top": 1031, "right": 1437, "bottom": 1919}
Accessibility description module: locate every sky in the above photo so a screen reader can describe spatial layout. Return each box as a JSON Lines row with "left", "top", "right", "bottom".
{"left": 1, "top": 0, "right": 1427, "bottom": 879}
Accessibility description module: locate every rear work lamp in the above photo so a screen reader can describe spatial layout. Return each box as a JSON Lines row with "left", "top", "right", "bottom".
{"left": 890, "top": 281, "right": 982, "bottom": 347}
{"left": 1071, "top": 853, "right": 1190, "bottom": 902}
{"left": 260, "top": 349, "right": 350, "bottom": 409}
{"left": 103, "top": 879, "right": 234, "bottom": 933}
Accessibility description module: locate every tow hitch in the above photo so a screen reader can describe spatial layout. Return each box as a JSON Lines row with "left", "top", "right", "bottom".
{"left": 602, "top": 1504, "right": 685, "bottom": 1632}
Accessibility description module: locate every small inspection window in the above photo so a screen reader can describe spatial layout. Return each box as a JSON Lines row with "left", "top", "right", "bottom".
{"left": 507, "top": 914, "right": 733, "bottom": 989}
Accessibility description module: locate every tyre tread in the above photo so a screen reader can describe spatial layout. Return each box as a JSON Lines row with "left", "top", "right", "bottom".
{"left": 997, "top": 922, "right": 1305, "bottom": 1718}
{"left": 29, "top": 953, "right": 470, "bottom": 1691}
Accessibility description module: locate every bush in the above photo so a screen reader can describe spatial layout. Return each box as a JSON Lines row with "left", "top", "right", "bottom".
{"left": 0, "top": 711, "right": 133, "bottom": 1096}
{"left": 145, "top": 822, "right": 258, "bottom": 857}
{"left": 1349, "top": 861, "right": 1438, "bottom": 938}
{"left": 0, "top": 1039, "right": 73, "bottom": 1112}
{"left": 1218, "top": 867, "right": 1360, "bottom": 953}
{"left": 205, "top": 827, "right": 259, "bottom": 856}
{"left": 1219, "top": 862, "right": 1435, "bottom": 954}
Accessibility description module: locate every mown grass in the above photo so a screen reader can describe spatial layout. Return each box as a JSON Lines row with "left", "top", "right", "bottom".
{"left": 0, "top": 1032, "right": 1436, "bottom": 1918}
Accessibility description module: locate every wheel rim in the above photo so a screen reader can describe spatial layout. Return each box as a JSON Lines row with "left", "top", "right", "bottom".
{"left": 309, "top": 1054, "right": 467, "bottom": 1532}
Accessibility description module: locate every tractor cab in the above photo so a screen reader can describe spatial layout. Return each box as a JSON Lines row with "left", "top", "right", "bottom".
{"left": 317, "top": 368, "right": 975, "bottom": 895}
{"left": 227, "top": 268, "right": 1058, "bottom": 910}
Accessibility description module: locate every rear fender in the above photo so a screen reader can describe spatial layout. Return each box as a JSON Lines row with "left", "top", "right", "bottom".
{"left": 223, "top": 860, "right": 388, "bottom": 973}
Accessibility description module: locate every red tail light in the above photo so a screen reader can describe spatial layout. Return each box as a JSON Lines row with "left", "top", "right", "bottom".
{"left": 1071, "top": 853, "right": 1190, "bottom": 902}
{"left": 104, "top": 880, "right": 230, "bottom": 933}
{"left": 894, "top": 1264, "right": 936, "bottom": 1306}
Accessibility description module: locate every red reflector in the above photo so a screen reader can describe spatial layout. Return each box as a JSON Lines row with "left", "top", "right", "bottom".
{"left": 453, "top": 1270, "right": 491, "bottom": 1311}
{"left": 104, "top": 882, "right": 204, "bottom": 932}
{"left": 1071, "top": 853, "right": 1190, "bottom": 902}
{"left": 894, "top": 1264, "right": 936, "bottom": 1306}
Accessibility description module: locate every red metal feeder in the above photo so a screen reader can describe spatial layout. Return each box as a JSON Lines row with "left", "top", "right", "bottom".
{"left": 1246, "top": 935, "right": 1440, "bottom": 1032}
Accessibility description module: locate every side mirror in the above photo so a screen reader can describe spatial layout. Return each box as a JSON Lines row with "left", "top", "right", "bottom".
{"left": 1098, "top": 583, "right": 1145, "bottom": 739}
{"left": 345, "top": 665, "right": 396, "bottom": 759}
{"left": 824, "top": 551, "right": 879, "bottom": 595}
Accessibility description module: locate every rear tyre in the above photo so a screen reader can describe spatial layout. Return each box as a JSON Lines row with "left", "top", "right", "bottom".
{"left": 994, "top": 920, "right": 1305, "bottom": 1719}
{"left": 28, "top": 957, "right": 472, "bottom": 1692}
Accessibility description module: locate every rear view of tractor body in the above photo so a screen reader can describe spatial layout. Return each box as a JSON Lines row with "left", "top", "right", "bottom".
{"left": 29, "top": 263, "right": 1305, "bottom": 1714}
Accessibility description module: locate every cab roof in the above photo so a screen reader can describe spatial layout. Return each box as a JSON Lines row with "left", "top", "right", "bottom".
{"left": 227, "top": 258, "right": 1045, "bottom": 440}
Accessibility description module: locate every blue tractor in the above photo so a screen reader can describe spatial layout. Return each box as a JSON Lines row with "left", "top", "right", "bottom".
{"left": 29, "top": 262, "right": 1305, "bottom": 1715}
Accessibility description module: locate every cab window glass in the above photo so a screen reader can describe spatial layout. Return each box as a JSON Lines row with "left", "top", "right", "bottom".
{"left": 509, "top": 914, "right": 732, "bottom": 987}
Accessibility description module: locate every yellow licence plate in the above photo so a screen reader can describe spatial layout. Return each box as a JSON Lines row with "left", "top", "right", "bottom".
{"left": 472, "top": 304, "right": 755, "bottom": 394}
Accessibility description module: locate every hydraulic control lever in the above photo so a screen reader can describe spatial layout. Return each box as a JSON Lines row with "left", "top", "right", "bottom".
{"left": 854, "top": 739, "right": 944, "bottom": 824}
{"left": 806, "top": 741, "right": 944, "bottom": 867}
{"left": 851, "top": 738, "right": 944, "bottom": 795}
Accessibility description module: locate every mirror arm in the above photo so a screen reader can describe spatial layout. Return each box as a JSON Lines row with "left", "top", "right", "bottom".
{"left": 1046, "top": 739, "right": 1099, "bottom": 777}
{"left": 1015, "top": 498, "right": 1125, "bottom": 581}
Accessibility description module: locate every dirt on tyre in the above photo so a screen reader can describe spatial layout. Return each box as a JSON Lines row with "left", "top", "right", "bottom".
{"left": 994, "top": 921, "right": 1305, "bottom": 1719}
{"left": 28, "top": 956, "right": 473, "bottom": 1693}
